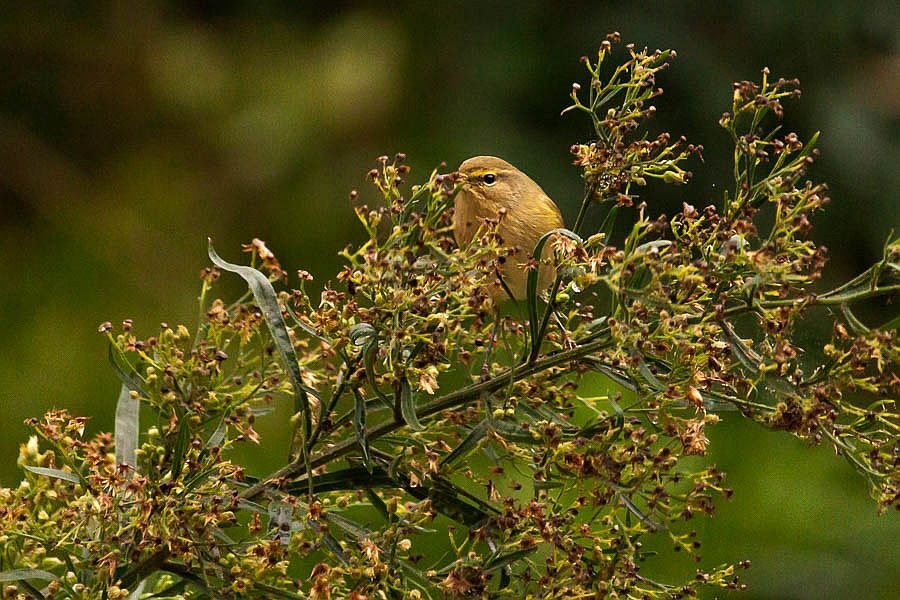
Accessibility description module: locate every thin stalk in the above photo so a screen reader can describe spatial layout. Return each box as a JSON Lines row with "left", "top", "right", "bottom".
{"left": 307, "top": 358, "right": 355, "bottom": 449}
{"left": 528, "top": 184, "right": 597, "bottom": 364}
{"left": 192, "top": 279, "right": 210, "bottom": 350}
{"left": 720, "top": 283, "right": 899, "bottom": 318}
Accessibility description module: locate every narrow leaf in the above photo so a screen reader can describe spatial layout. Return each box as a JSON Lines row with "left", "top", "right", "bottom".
{"left": 142, "top": 580, "right": 188, "bottom": 599}
{"left": 618, "top": 492, "right": 662, "bottom": 532}
{"left": 285, "top": 303, "right": 331, "bottom": 343}
{"left": 170, "top": 413, "right": 191, "bottom": 481}
{"left": 238, "top": 499, "right": 268, "bottom": 514}
{"left": 0, "top": 569, "right": 57, "bottom": 583}
{"left": 289, "top": 466, "right": 394, "bottom": 494}
{"left": 352, "top": 388, "right": 372, "bottom": 472}
{"left": 527, "top": 228, "right": 583, "bottom": 356}
{"left": 636, "top": 356, "right": 665, "bottom": 392}
{"left": 108, "top": 344, "right": 146, "bottom": 395}
{"left": 127, "top": 578, "right": 148, "bottom": 600}
{"left": 210, "top": 527, "right": 236, "bottom": 546}
{"left": 485, "top": 548, "right": 537, "bottom": 572}
{"left": 205, "top": 417, "right": 227, "bottom": 449}
{"left": 363, "top": 344, "right": 389, "bottom": 407}
{"left": 841, "top": 303, "right": 870, "bottom": 336}
{"left": 326, "top": 511, "right": 371, "bottom": 539}
{"left": 399, "top": 378, "right": 424, "bottom": 431}
{"left": 22, "top": 466, "right": 80, "bottom": 484}
{"left": 492, "top": 420, "right": 543, "bottom": 444}
{"left": 208, "top": 240, "right": 312, "bottom": 427}
{"left": 720, "top": 321, "right": 761, "bottom": 374}
{"left": 608, "top": 396, "right": 625, "bottom": 432}
{"left": 441, "top": 418, "right": 490, "bottom": 467}
{"left": 881, "top": 312, "right": 900, "bottom": 332}
{"left": 314, "top": 520, "right": 350, "bottom": 565}
{"left": 633, "top": 239, "right": 673, "bottom": 255}
{"left": 583, "top": 357, "right": 637, "bottom": 392}
{"left": 533, "top": 480, "right": 564, "bottom": 490}
{"left": 415, "top": 483, "right": 493, "bottom": 527}
{"left": 373, "top": 465, "right": 496, "bottom": 526}
{"left": 348, "top": 322, "right": 377, "bottom": 347}
{"left": 114, "top": 384, "right": 139, "bottom": 470}
{"left": 366, "top": 488, "right": 392, "bottom": 522}
{"left": 599, "top": 204, "right": 619, "bottom": 242}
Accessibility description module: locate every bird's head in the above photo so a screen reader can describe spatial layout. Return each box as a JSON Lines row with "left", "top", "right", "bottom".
{"left": 457, "top": 155, "right": 526, "bottom": 208}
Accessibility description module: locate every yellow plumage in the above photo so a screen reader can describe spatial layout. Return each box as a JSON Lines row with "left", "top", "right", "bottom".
{"left": 453, "top": 156, "right": 564, "bottom": 300}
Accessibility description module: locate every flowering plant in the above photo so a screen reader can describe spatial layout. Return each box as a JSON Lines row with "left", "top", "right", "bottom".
{"left": 1, "top": 34, "right": 897, "bottom": 599}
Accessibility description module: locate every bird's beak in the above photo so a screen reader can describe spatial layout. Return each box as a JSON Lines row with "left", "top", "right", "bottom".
{"left": 456, "top": 172, "right": 469, "bottom": 187}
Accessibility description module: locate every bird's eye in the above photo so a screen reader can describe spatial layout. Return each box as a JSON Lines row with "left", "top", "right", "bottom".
{"left": 483, "top": 173, "right": 497, "bottom": 185}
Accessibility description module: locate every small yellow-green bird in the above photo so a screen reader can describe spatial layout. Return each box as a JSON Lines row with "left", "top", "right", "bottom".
{"left": 454, "top": 156, "right": 564, "bottom": 300}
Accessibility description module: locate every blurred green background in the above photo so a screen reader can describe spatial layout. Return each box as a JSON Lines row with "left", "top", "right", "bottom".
{"left": 0, "top": 1, "right": 897, "bottom": 597}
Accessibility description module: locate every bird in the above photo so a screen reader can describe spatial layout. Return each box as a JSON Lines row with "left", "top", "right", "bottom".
{"left": 454, "top": 156, "right": 564, "bottom": 301}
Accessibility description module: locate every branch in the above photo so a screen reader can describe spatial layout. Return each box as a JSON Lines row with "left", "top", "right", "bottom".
{"left": 239, "top": 333, "right": 614, "bottom": 500}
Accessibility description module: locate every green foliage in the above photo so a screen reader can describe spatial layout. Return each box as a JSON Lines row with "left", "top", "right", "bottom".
{"left": 1, "top": 35, "right": 897, "bottom": 599}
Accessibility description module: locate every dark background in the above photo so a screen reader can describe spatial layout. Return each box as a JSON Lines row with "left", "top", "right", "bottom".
{"left": 0, "top": 1, "right": 897, "bottom": 597}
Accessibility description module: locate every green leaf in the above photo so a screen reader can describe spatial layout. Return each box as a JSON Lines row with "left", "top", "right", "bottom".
{"left": 348, "top": 322, "right": 377, "bottom": 347}
{"left": 720, "top": 321, "right": 794, "bottom": 395}
{"left": 108, "top": 344, "right": 146, "bottom": 395}
{"left": 114, "top": 384, "right": 139, "bottom": 470}
{"left": 517, "top": 403, "right": 578, "bottom": 432}
{"left": 441, "top": 418, "right": 490, "bottom": 467}
{"left": 399, "top": 378, "right": 424, "bottom": 431}
{"left": 170, "top": 413, "right": 191, "bottom": 481}
{"left": 325, "top": 511, "right": 371, "bottom": 539}
{"left": 359, "top": 459, "right": 496, "bottom": 527}
{"left": 352, "top": 388, "right": 372, "bottom": 472}
{"left": 526, "top": 228, "right": 583, "bottom": 357}
{"left": 127, "top": 579, "right": 148, "bottom": 600}
{"left": 625, "top": 266, "right": 652, "bottom": 291}
{"left": 352, "top": 324, "right": 393, "bottom": 411}
{"left": 209, "top": 526, "right": 236, "bottom": 546}
{"left": 485, "top": 548, "right": 537, "bottom": 572}
{"left": 608, "top": 396, "right": 626, "bottom": 436}
{"left": 583, "top": 357, "right": 637, "bottom": 392}
{"left": 415, "top": 480, "right": 495, "bottom": 527}
{"left": 285, "top": 303, "right": 331, "bottom": 344}
{"left": 720, "top": 321, "right": 761, "bottom": 374}
{"left": 208, "top": 240, "right": 312, "bottom": 432}
{"left": 881, "top": 312, "right": 900, "bottom": 332}
{"left": 400, "top": 181, "right": 433, "bottom": 221}
{"left": 633, "top": 240, "right": 673, "bottom": 255}
{"left": 288, "top": 467, "right": 394, "bottom": 494}
{"left": 0, "top": 569, "right": 57, "bottom": 583}
{"left": 599, "top": 204, "right": 619, "bottom": 243}
{"left": 141, "top": 578, "right": 189, "bottom": 599}
{"left": 307, "top": 518, "right": 350, "bottom": 564}
{"left": 635, "top": 356, "right": 666, "bottom": 392}
{"left": 238, "top": 499, "right": 269, "bottom": 515}
{"left": 366, "top": 488, "right": 392, "bottom": 522}
{"left": 492, "top": 421, "right": 542, "bottom": 444}
{"left": 22, "top": 466, "right": 80, "bottom": 484}
{"left": 533, "top": 480, "right": 564, "bottom": 491}
{"left": 205, "top": 417, "right": 227, "bottom": 449}
{"left": 618, "top": 492, "right": 662, "bottom": 532}
{"left": 841, "top": 303, "right": 870, "bottom": 335}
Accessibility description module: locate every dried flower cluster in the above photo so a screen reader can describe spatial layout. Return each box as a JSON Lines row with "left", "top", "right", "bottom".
{"left": 1, "top": 34, "right": 897, "bottom": 599}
